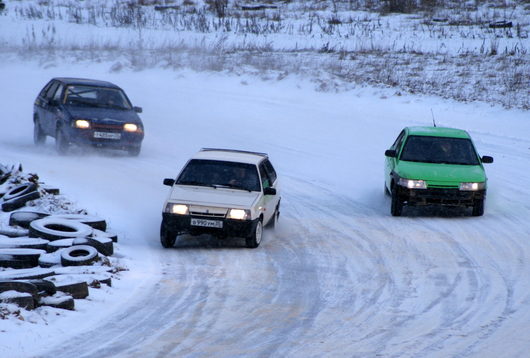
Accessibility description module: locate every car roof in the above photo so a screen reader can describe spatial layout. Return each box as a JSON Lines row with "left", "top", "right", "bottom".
{"left": 191, "top": 148, "right": 268, "bottom": 165}
{"left": 53, "top": 77, "right": 121, "bottom": 89}
{"left": 406, "top": 126, "right": 471, "bottom": 139}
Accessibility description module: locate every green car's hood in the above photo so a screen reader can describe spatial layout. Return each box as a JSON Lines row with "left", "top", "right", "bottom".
{"left": 397, "top": 160, "right": 486, "bottom": 187}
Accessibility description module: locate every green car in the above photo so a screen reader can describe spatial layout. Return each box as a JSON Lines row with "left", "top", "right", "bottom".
{"left": 384, "top": 126, "right": 493, "bottom": 217}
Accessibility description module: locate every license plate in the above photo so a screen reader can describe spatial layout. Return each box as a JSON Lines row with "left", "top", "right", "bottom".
{"left": 190, "top": 218, "right": 223, "bottom": 228}
{"left": 94, "top": 131, "right": 121, "bottom": 140}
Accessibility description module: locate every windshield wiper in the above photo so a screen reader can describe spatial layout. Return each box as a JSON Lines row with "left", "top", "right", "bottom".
{"left": 177, "top": 180, "right": 216, "bottom": 188}
{"left": 213, "top": 183, "right": 252, "bottom": 192}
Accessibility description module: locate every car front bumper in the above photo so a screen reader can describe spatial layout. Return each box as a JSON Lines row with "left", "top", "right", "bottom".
{"left": 65, "top": 127, "right": 143, "bottom": 150}
{"left": 161, "top": 213, "right": 259, "bottom": 238}
{"left": 396, "top": 186, "right": 486, "bottom": 207}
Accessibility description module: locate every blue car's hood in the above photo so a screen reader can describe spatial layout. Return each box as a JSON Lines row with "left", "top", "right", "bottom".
{"left": 65, "top": 106, "right": 142, "bottom": 125}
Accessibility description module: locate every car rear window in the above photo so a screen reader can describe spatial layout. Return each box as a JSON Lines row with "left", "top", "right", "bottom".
{"left": 400, "top": 135, "right": 480, "bottom": 165}
{"left": 177, "top": 160, "right": 261, "bottom": 192}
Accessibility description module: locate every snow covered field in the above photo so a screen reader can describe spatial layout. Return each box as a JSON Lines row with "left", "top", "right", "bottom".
{"left": 1, "top": 0, "right": 530, "bottom": 357}
{"left": 1, "top": 59, "right": 530, "bottom": 357}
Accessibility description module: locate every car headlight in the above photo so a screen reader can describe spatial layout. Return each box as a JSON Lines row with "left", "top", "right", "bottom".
{"left": 74, "top": 119, "right": 90, "bottom": 129}
{"left": 164, "top": 203, "right": 189, "bottom": 215}
{"left": 459, "top": 182, "right": 485, "bottom": 191}
{"left": 227, "top": 209, "right": 249, "bottom": 220}
{"left": 124, "top": 123, "right": 138, "bottom": 132}
{"left": 398, "top": 178, "right": 427, "bottom": 189}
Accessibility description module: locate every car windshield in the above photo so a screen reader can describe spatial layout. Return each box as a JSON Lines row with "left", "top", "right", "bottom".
{"left": 176, "top": 159, "right": 261, "bottom": 192}
{"left": 400, "top": 135, "right": 480, "bottom": 165}
{"left": 64, "top": 85, "right": 132, "bottom": 110}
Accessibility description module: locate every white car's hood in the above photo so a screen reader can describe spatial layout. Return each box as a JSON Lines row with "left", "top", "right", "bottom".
{"left": 169, "top": 185, "right": 260, "bottom": 209}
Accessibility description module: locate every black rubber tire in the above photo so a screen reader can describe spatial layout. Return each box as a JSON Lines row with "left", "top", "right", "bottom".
{"left": 1, "top": 190, "right": 41, "bottom": 212}
{"left": 2, "top": 183, "right": 38, "bottom": 201}
{"left": 472, "top": 199, "right": 484, "bottom": 217}
{"left": 9, "top": 210, "right": 50, "bottom": 229}
{"left": 23, "top": 279, "right": 57, "bottom": 296}
{"left": 39, "top": 294, "right": 75, "bottom": 310}
{"left": 46, "top": 238, "right": 74, "bottom": 253}
{"left": 92, "top": 229, "right": 118, "bottom": 243}
{"left": 0, "top": 248, "right": 46, "bottom": 260}
{"left": 50, "top": 280, "right": 89, "bottom": 299}
{"left": 0, "top": 237, "right": 49, "bottom": 250}
{"left": 245, "top": 219, "right": 263, "bottom": 249}
{"left": 34, "top": 119, "right": 46, "bottom": 146}
{"left": 29, "top": 217, "right": 93, "bottom": 241}
{"left": 0, "top": 280, "right": 39, "bottom": 302}
{"left": 160, "top": 223, "right": 176, "bottom": 248}
{"left": 0, "top": 258, "right": 38, "bottom": 269}
{"left": 391, "top": 186, "right": 403, "bottom": 217}
{"left": 127, "top": 146, "right": 141, "bottom": 157}
{"left": 55, "top": 128, "right": 69, "bottom": 155}
{"left": 60, "top": 245, "right": 98, "bottom": 266}
{"left": 0, "top": 294, "right": 35, "bottom": 310}
{"left": 53, "top": 214, "right": 107, "bottom": 231}
{"left": 73, "top": 237, "right": 113, "bottom": 256}
{"left": 0, "top": 267, "right": 55, "bottom": 280}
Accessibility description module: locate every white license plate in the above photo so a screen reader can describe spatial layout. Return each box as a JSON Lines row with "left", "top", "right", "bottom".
{"left": 94, "top": 131, "right": 121, "bottom": 140}
{"left": 190, "top": 218, "right": 223, "bottom": 228}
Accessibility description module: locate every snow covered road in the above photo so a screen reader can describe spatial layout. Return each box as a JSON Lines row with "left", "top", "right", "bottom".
{"left": 1, "top": 61, "right": 530, "bottom": 357}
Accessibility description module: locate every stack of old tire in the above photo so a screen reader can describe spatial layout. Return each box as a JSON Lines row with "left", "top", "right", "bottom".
{"left": 0, "top": 163, "right": 118, "bottom": 311}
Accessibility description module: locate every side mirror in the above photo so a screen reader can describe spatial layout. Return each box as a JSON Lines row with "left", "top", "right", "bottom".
{"left": 163, "top": 178, "right": 175, "bottom": 186}
{"left": 48, "top": 99, "right": 59, "bottom": 107}
{"left": 385, "top": 149, "right": 397, "bottom": 158}
{"left": 481, "top": 156, "right": 494, "bottom": 164}
{"left": 263, "top": 187, "right": 276, "bottom": 196}
{"left": 134, "top": 106, "right": 143, "bottom": 113}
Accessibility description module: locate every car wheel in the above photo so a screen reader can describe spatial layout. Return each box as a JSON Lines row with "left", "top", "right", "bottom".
{"left": 55, "top": 128, "right": 69, "bottom": 155}
{"left": 390, "top": 186, "right": 403, "bottom": 217}
{"left": 127, "top": 146, "right": 141, "bottom": 157}
{"left": 33, "top": 120, "right": 46, "bottom": 146}
{"left": 472, "top": 199, "right": 484, "bottom": 216}
{"left": 245, "top": 219, "right": 263, "bottom": 249}
{"left": 160, "top": 223, "right": 176, "bottom": 248}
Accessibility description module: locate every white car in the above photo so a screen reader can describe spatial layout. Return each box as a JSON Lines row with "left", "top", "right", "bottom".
{"left": 160, "top": 148, "right": 281, "bottom": 248}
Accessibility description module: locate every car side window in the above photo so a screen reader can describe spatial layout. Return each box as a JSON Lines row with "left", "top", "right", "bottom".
{"left": 263, "top": 159, "right": 277, "bottom": 184}
{"left": 52, "top": 84, "right": 64, "bottom": 103}
{"left": 44, "top": 82, "right": 60, "bottom": 102}
{"left": 259, "top": 163, "right": 271, "bottom": 190}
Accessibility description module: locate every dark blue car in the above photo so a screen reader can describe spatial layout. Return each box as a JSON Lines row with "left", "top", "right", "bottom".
{"left": 33, "top": 77, "right": 144, "bottom": 156}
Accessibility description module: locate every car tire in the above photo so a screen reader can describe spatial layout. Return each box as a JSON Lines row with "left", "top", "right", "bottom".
{"left": 127, "top": 146, "right": 141, "bottom": 157}
{"left": 245, "top": 219, "right": 263, "bottom": 249}
{"left": 472, "top": 199, "right": 484, "bottom": 217}
{"left": 390, "top": 186, "right": 403, "bottom": 217}
{"left": 29, "top": 217, "right": 93, "bottom": 241}
{"left": 9, "top": 210, "right": 50, "bottom": 229}
{"left": 0, "top": 281, "right": 40, "bottom": 303}
{"left": 60, "top": 245, "right": 98, "bottom": 267}
{"left": 160, "top": 223, "right": 176, "bottom": 248}
{"left": 33, "top": 119, "right": 46, "bottom": 146}
{"left": 2, "top": 183, "right": 38, "bottom": 202}
{"left": 55, "top": 128, "right": 69, "bottom": 155}
{"left": 1, "top": 190, "right": 41, "bottom": 212}
{"left": 53, "top": 214, "right": 107, "bottom": 231}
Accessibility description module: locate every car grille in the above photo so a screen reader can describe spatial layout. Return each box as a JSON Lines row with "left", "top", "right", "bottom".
{"left": 92, "top": 123, "right": 122, "bottom": 132}
{"left": 189, "top": 206, "right": 228, "bottom": 218}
